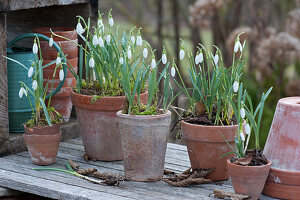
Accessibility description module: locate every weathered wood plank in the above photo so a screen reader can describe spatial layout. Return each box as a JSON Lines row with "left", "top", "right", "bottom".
{"left": 0, "top": 186, "right": 21, "bottom": 197}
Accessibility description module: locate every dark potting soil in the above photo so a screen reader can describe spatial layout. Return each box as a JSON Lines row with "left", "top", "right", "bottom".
{"left": 79, "top": 85, "right": 125, "bottom": 97}
{"left": 230, "top": 149, "right": 268, "bottom": 166}
{"left": 184, "top": 112, "right": 237, "bottom": 126}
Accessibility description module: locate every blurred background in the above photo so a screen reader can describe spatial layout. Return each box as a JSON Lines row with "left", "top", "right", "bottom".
{"left": 94, "top": 0, "right": 300, "bottom": 148}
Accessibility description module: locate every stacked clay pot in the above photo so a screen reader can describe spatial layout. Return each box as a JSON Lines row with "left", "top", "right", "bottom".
{"left": 33, "top": 27, "right": 78, "bottom": 122}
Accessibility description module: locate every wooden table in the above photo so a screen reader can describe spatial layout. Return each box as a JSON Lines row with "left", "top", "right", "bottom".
{"left": 0, "top": 138, "right": 276, "bottom": 199}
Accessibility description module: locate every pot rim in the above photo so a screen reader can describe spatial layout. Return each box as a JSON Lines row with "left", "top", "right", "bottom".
{"left": 181, "top": 120, "right": 238, "bottom": 129}
{"left": 227, "top": 158, "right": 272, "bottom": 168}
{"left": 116, "top": 109, "right": 171, "bottom": 119}
{"left": 278, "top": 97, "right": 300, "bottom": 107}
{"left": 24, "top": 123, "right": 60, "bottom": 131}
{"left": 72, "top": 90, "right": 149, "bottom": 100}
{"left": 33, "top": 27, "right": 76, "bottom": 34}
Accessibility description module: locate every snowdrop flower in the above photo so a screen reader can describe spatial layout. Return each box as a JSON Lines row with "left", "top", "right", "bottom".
{"left": 32, "top": 41, "right": 38, "bottom": 54}
{"left": 143, "top": 46, "right": 148, "bottom": 58}
{"left": 32, "top": 80, "right": 37, "bottom": 91}
{"left": 59, "top": 68, "right": 64, "bottom": 81}
{"left": 212, "top": 53, "right": 219, "bottom": 66}
{"left": 234, "top": 40, "right": 242, "bottom": 53}
{"left": 102, "top": 76, "right": 106, "bottom": 84}
{"left": 98, "top": 36, "right": 104, "bottom": 47}
{"left": 98, "top": 18, "right": 103, "bottom": 27}
{"left": 233, "top": 81, "right": 239, "bottom": 93}
{"left": 49, "top": 36, "right": 54, "bottom": 47}
{"left": 245, "top": 123, "right": 251, "bottom": 135}
{"left": 195, "top": 52, "right": 203, "bottom": 65}
{"left": 171, "top": 66, "right": 176, "bottom": 77}
{"left": 179, "top": 48, "right": 185, "bottom": 60}
{"left": 18, "top": 87, "right": 27, "bottom": 98}
{"left": 108, "top": 16, "right": 114, "bottom": 27}
{"left": 240, "top": 131, "right": 245, "bottom": 141}
{"left": 119, "top": 57, "right": 124, "bottom": 65}
{"left": 240, "top": 107, "right": 245, "bottom": 119}
{"left": 136, "top": 35, "right": 142, "bottom": 46}
{"left": 151, "top": 57, "right": 156, "bottom": 69}
{"left": 89, "top": 57, "right": 95, "bottom": 68}
{"left": 28, "top": 66, "right": 33, "bottom": 77}
{"left": 56, "top": 55, "right": 61, "bottom": 66}
{"left": 76, "top": 20, "right": 85, "bottom": 35}
{"left": 106, "top": 34, "right": 111, "bottom": 45}
{"left": 92, "top": 35, "right": 98, "bottom": 46}
{"left": 127, "top": 46, "right": 132, "bottom": 59}
{"left": 131, "top": 35, "right": 135, "bottom": 44}
{"left": 162, "top": 47, "right": 167, "bottom": 64}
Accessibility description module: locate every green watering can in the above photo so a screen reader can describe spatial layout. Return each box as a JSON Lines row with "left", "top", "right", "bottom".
{"left": 7, "top": 33, "right": 67, "bottom": 132}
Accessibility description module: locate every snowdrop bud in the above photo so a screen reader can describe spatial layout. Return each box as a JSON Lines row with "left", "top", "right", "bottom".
{"left": 32, "top": 41, "right": 38, "bottom": 54}
{"left": 245, "top": 123, "right": 251, "bottom": 135}
{"left": 106, "top": 34, "right": 111, "bottom": 45}
{"left": 151, "top": 58, "right": 156, "bottom": 69}
{"left": 92, "top": 35, "right": 98, "bottom": 46}
{"left": 102, "top": 76, "right": 106, "bottom": 84}
{"left": 240, "top": 107, "right": 245, "bottom": 119}
{"left": 49, "top": 36, "right": 54, "bottom": 47}
{"left": 240, "top": 131, "right": 245, "bottom": 141}
{"left": 143, "top": 47, "right": 148, "bottom": 58}
{"left": 136, "top": 35, "right": 142, "bottom": 46}
{"left": 234, "top": 40, "right": 242, "bottom": 53}
{"left": 171, "top": 66, "right": 176, "bottom": 77}
{"left": 28, "top": 66, "right": 33, "bottom": 77}
{"left": 199, "top": 52, "right": 203, "bottom": 63}
{"left": 32, "top": 80, "right": 37, "bottom": 91}
{"left": 179, "top": 49, "right": 185, "bottom": 60}
{"left": 162, "top": 53, "right": 167, "bottom": 65}
{"left": 127, "top": 46, "right": 132, "bottom": 60}
{"left": 131, "top": 36, "right": 135, "bottom": 44}
{"left": 98, "top": 36, "right": 104, "bottom": 47}
{"left": 89, "top": 57, "right": 95, "bottom": 68}
{"left": 119, "top": 57, "right": 124, "bottom": 65}
{"left": 19, "top": 87, "right": 27, "bottom": 98}
{"left": 59, "top": 68, "right": 64, "bottom": 81}
{"left": 76, "top": 21, "right": 85, "bottom": 35}
{"left": 213, "top": 53, "right": 219, "bottom": 65}
{"left": 56, "top": 55, "right": 61, "bottom": 66}
{"left": 233, "top": 81, "right": 239, "bottom": 93}
{"left": 109, "top": 17, "right": 114, "bottom": 27}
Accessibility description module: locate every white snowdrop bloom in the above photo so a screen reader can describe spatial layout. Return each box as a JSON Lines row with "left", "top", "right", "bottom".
{"left": 56, "top": 56, "right": 61, "bottom": 66}
{"left": 28, "top": 66, "right": 33, "bottom": 77}
{"left": 106, "top": 34, "right": 111, "bottom": 45}
{"left": 19, "top": 87, "right": 27, "bottom": 98}
{"left": 92, "top": 35, "right": 98, "bottom": 46}
{"left": 127, "top": 46, "right": 132, "bottom": 60}
{"left": 199, "top": 52, "right": 203, "bottom": 63}
{"left": 240, "top": 131, "right": 245, "bottom": 141}
{"left": 234, "top": 41, "right": 242, "bottom": 53}
{"left": 213, "top": 53, "right": 219, "bottom": 66}
{"left": 233, "top": 81, "right": 239, "bottom": 93}
{"left": 32, "top": 80, "right": 37, "bottom": 91}
{"left": 49, "top": 37, "right": 54, "bottom": 47}
{"left": 131, "top": 36, "right": 135, "bottom": 44}
{"left": 151, "top": 58, "right": 156, "bottom": 69}
{"left": 32, "top": 42, "right": 38, "bottom": 54}
{"left": 162, "top": 53, "right": 167, "bottom": 65}
{"left": 97, "top": 19, "right": 103, "bottom": 27}
{"left": 195, "top": 53, "right": 203, "bottom": 65}
{"left": 89, "top": 57, "right": 95, "bottom": 68}
{"left": 76, "top": 22, "right": 85, "bottom": 35}
{"left": 171, "top": 66, "right": 176, "bottom": 77}
{"left": 245, "top": 123, "right": 251, "bottom": 135}
{"left": 102, "top": 76, "right": 106, "bottom": 84}
{"left": 136, "top": 35, "right": 142, "bottom": 46}
{"left": 59, "top": 69, "right": 64, "bottom": 81}
{"left": 179, "top": 49, "right": 185, "bottom": 60}
{"left": 109, "top": 17, "right": 114, "bottom": 27}
{"left": 119, "top": 57, "right": 124, "bottom": 65}
{"left": 143, "top": 47, "right": 148, "bottom": 58}
{"left": 240, "top": 107, "right": 245, "bottom": 119}
{"left": 98, "top": 36, "right": 104, "bottom": 47}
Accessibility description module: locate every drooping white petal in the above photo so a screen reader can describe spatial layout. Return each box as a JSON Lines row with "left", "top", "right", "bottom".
{"left": 98, "top": 37, "right": 104, "bottom": 47}
{"left": 32, "top": 43, "right": 38, "bottom": 54}
{"left": 127, "top": 46, "right": 132, "bottom": 59}
{"left": 171, "top": 67, "right": 176, "bottom": 77}
{"left": 19, "top": 87, "right": 24, "bottom": 98}
{"left": 245, "top": 123, "right": 251, "bottom": 135}
{"left": 151, "top": 58, "right": 156, "bottom": 69}
{"left": 240, "top": 131, "right": 245, "bottom": 141}
{"left": 162, "top": 54, "right": 167, "bottom": 65}
{"left": 102, "top": 76, "right": 106, "bottom": 84}
{"left": 131, "top": 36, "right": 135, "bottom": 44}
{"left": 179, "top": 49, "right": 185, "bottom": 60}
{"left": 98, "top": 19, "right": 103, "bottom": 27}
{"left": 28, "top": 66, "right": 33, "bottom": 77}
{"left": 199, "top": 52, "right": 203, "bottom": 63}
{"left": 56, "top": 56, "right": 61, "bottom": 65}
{"left": 24, "top": 88, "right": 27, "bottom": 97}
{"left": 234, "top": 41, "right": 242, "bottom": 53}
{"left": 49, "top": 37, "right": 54, "bottom": 47}
{"left": 213, "top": 54, "right": 219, "bottom": 65}
{"left": 92, "top": 35, "right": 98, "bottom": 46}
{"left": 32, "top": 80, "right": 37, "bottom": 90}
{"left": 240, "top": 108, "right": 245, "bottom": 119}
{"left": 89, "top": 57, "right": 95, "bottom": 68}
{"left": 76, "top": 22, "right": 85, "bottom": 35}
{"left": 106, "top": 34, "right": 111, "bottom": 45}
{"left": 233, "top": 81, "right": 239, "bottom": 93}
{"left": 109, "top": 17, "right": 114, "bottom": 27}
{"left": 143, "top": 47, "right": 148, "bottom": 58}
{"left": 119, "top": 57, "right": 124, "bottom": 65}
{"left": 136, "top": 36, "right": 142, "bottom": 46}
{"left": 59, "top": 69, "right": 64, "bottom": 81}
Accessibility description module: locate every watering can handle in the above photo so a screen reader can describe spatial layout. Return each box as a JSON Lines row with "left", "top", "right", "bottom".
{"left": 7, "top": 33, "right": 67, "bottom": 99}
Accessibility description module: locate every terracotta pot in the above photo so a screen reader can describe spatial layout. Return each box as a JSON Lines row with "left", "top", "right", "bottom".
{"left": 181, "top": 121, "right": 238, "bottom": 181}
{"left": 116, "top": 110, "right": 171, "bottom": 182}
{"left": 71, "top": 91, "right": 148, "bottom": 161}
{"left": 24, "top": 124, "right": 61, "bottom": 165}
{"left": 227, "top": 159, "right": 271, "bottom": 200}
{"left": 263, "top": 97, "right": 300, "bottom": 199}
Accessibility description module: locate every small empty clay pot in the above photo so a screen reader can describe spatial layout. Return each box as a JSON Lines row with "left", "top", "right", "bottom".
{"left": 24, "top": 124, "right": 61, "bottom": 165}
{"left": 227, "top": 159, "right": 271, "bottom": 200}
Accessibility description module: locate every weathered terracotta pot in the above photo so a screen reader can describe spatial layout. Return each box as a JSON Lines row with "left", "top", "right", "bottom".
{"left": 117, "top": 110, "right": 171, "bottom": 182}
{"left": 228, "top": 159, "right": 271, "bottom": 200}
{"left": 71, "top": 91, "right": 148, "bottom": 161}
{"left": 181, "top": 121, "right": 238, "bottom": 181}
{"left": 263, "top": 97, "right": 300, "bottom": 199}
{"left": 24, "top": 124, "right": 61, "bottom": 165}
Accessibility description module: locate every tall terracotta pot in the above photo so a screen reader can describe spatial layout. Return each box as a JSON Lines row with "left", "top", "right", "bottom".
{"left": 23, "top": 124, "right": 61, "bottom": 165}
{"left": 227, "top": 159, "right": 271, "bottom": 200}
{"left": 116, "top": 110, "right": 171, "bottom": 182}
{"left": 181, "top": 121, "right": 237, "bottom": 181}
{"left": 263, "top": 97, "right": 300, "bottom": 199}
{"left": 71, "top": 91, "right": 148, "bottom": 161}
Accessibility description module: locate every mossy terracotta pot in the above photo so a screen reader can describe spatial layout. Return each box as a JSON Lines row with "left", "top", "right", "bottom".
{"left": 24, "top": 124, "right": 61, "bottom": 165}
{"left": 227, "top": 159, "right": 271, "bottom": 200}
{"left": 263, "top": 97, "right": 300, "bottom": 199}
{"left": 117, "top": 110, "right": 171, "bottom": 182}
{"left": 181, "top": 121, "right": 238, "bottom": 181}
{"left": 71, "top": 91, "right": 148, "bottom": 161}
